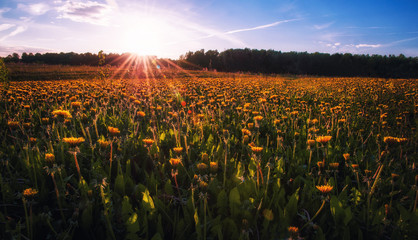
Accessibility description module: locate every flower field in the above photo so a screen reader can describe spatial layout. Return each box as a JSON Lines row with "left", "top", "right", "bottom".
{"left": 0, "top": 75, "right": 417, "bottom": 239}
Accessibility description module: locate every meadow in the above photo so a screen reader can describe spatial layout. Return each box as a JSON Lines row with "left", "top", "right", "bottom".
{"left": 0, "top": 68, "right": 417, "bottom": 239}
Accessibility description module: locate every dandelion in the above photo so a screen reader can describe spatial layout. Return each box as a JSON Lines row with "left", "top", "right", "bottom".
{"left": 52, "top": 110, "right": 72, "bottom": 119}
{"left": 316, "top": 185, "right": 333, "bottom": 194}
{"left": 108, "top": 126, "right": 120, "bottom": 136}
{"left": 98, "top": 139, "right": 110, "bottom": 148}
{"left": 173, "top": 147, "right": 183, "bottom": 154}
{"left": 199, "top": 180, "right": 208, "bottom": 189}
{"left": 202, "top": 153, "right": 209, "bottom": 162}
{"left": 197, "top": 163, "right": 208, "bottom": 171}
{"left": 343, "top": 153, "right": 350, "bottom": 161}
{"left": 45, "top": 153, "right": 55, "bottom": 163}
{"left": 169, "top": 158, "right": 182, "bottom": 167}
{"left": 71, "top": 101, "right": 82, "bottom": 108}
{"left": 23, "top": 188, "right": 38, "bottom": 198}
{"left": 329, "top": 162, "right": 339, "bottom": 169}
{"left": 241, "top": 128, "right": 251, "bottom": 136}
{"left": 251, "top": 146, "right": 263, "bottom": 154}
{"left": 288, "top": 226, "right": 299, "bottom": 236}
{"left": 307, "top": 139, "right": 316, "bottom": 147}
{"left": 8, "top": 121, "right": 19, "bottom": 128}
{"left": 41, "top": 118, "right": 49, "bottom": 124}
{"left": 210, "top": 162, "right": 218, "bottom": 172}
{"left": 62, "top": 137, "right": 85, "bottom": 147}
{"left": 142, "top": 138, "right": 154, "bottom": 146}
{"left": 316, "top": 135, "right": 332, "bottom": 144}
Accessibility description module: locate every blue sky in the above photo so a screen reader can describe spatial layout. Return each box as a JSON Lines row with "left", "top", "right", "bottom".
{"left": 0, "top": 0, "right": 417, "bottom": 58}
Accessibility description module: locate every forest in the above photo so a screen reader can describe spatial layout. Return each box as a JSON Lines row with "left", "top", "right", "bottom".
{"left": 2, "top": 49, "right": 418, "bottom": 78}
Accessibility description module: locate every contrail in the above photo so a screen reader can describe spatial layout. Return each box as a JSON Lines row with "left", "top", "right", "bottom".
{"left": 226, "top": 18, "right": 300, "bottom": 34}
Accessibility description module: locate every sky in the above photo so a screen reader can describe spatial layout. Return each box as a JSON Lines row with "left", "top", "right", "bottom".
{"left": 0, "top": 0, "right": 417, "bottom": 59}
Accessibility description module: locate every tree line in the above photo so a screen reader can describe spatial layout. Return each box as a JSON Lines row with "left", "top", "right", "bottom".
{"left": 179, "top": 49, "right": 418, "bottom": 78}
{"left": 2, "top": 49, "right": 418, "bottom": 78}
{"left": 2, "top": 52, "right": 159, "bottom": 67}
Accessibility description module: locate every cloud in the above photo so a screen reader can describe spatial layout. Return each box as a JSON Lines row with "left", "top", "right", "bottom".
{"left": 355, "top": 44, "right": 382, "bottom": 48}
{"left": 0, "top": 44, "right": 52, "bottom": 56}
{"left": 56, "top": 0, "right": 113, "bottom": 25}
{"left": 0, "top": 24, "right": 15, "bottom": 32}
{"left": 325, "top": 42, "right": 341, "bottom": 49}
{"left": 0, "top": 8, "right": 11, "bottom": 16}
{"left": 0, "top": 26, "right": 27, "bottom": 41}
{"left": 313, "top": 22, "right": 334, "bottom": 30}
{"left": 18, "top": 3, "right": 51, "bottom": 16}
{"left": 226, "top": 19, "right": 300, "bottom": 34}
{"left": 387, "top": 37, "right": 418, "bottom": 46}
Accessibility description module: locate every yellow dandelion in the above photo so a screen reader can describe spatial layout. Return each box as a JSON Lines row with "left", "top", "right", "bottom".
{"left": 197, "top": 163, "right": 208, "bottom": 171}
{"left": 98, "top": 139, "right": 110, "bottom": 148}
{"left": 316, "top": 135, "right": 332, "bottom": 144}
{"left": 45, "top": 153, "right": 55, "bottom": 163}
{"left": 307, "top": 139, "right": 316, "bottom": 147}
{"left": 137, "top": 111, "right": 146, "bottom": 117}
{"left": 23, "top": 188, "right": 38, "bottom": 198}
{"left": 62, "top": 137, "right": 85, "bottom": 147}
{"left": 108, "top": 126, "right": 120, "bottom": 136}
{"left": 173, "top": 147, "right": 183, "bottom": 154}
{"left": 142, "top": 138, "right": 154, "bottom": 146}
{"left": 251, "top": 146, "right": 263, "bottom": 154}
{"left": 316, "top": 185, "right": 333, "bottom": 194}
{"left": 52, "top": 110, "right": 72, "bottom": 119}
{"left": 343, "top": 153, "right": 350, "bottom": 161}
{"left": 169, "top": 158, "right": 182, "bottom": 167}
{"left": 329, "top": 162, "right": 339, "bottom": 169}
{"left": 210, "top": 161, "right": 218, "bottom": 172}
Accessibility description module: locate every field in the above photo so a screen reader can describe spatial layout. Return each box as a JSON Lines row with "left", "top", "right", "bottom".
{"left": 0, "top": 70, "right": 417, "bottom": 239}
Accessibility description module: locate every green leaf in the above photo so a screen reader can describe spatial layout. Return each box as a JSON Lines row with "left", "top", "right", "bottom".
{"left": 248, "top": 158, "right": 257, "bottom": 178}
{"left": 160, "top": 132, "right": 166, "bottom": 141}
{"left": 330, "top": 195, "right": 346, "bottom": 225}
{"left": 122, "top": 196, "right": 133, "bottom": 222}
{"left": 115, "top": 174, "right": 125, "bottom": 196}
{"left": 217, "top": 190, "right": 228, "bottom": 215}
{"left": 164, "top": 179, "right": 174, "bottom": 196}
{"left": 229, "top": 187, "right": 241, "bottom": 206}
{"left": 151, "top": 233, "right": 163, "bottom": 240}
{"left": 284, "top": 189, "right": 299, "bottom": 224}
{"left": 126, "top": 212, "right": 140, "bottom": 235}
{"left": 229, "top": 187, "right": 241, "bottom": 217}
{"left": 81, "top": 204, "right": 93, "bottom": 231}
{"left": 142, "top": 189, "right": 155, "bottom": 212}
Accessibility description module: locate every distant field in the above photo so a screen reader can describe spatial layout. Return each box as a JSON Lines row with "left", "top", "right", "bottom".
{"left": 0, "top": 71, "right": 417, "bottom": 239}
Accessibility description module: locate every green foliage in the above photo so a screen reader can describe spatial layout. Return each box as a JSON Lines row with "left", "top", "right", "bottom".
{"left": 0, "top": 75, "right": 416, "bottom": 239}
{"left": 0, "top": 58, "right": 9, "bottom": 83}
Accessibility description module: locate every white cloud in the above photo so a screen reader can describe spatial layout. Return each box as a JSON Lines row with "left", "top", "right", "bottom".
{"left": 355, "top": 44, "right": 382, "bottom": 48}
{"left": 226, "top": 19, "right": 300, "bottom": 34}
{"left": 313, "top": 22, "right": 334, "bottom": 30}
{"left": 56, "top": 0, "right": 113, "bottom": 25}
{"left": 0, "top": 26, "right": 27, "bottom": 41}
{"left": 0, "top": 8, "right": 11, "bottom": 16}
{"left": 0, "top": 23, "right": 15, "bottom": 32}
{"left": 18, "top": 3, "right": 51, "bottom": 16}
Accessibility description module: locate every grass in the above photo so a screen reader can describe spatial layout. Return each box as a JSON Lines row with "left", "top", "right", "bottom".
{"left": 0, "top": 68, "right": 417, "bottom": 239}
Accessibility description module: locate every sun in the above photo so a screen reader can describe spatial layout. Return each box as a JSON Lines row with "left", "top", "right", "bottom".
{"left": 120, "top": 16, "right": 166, "bottom": 56}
